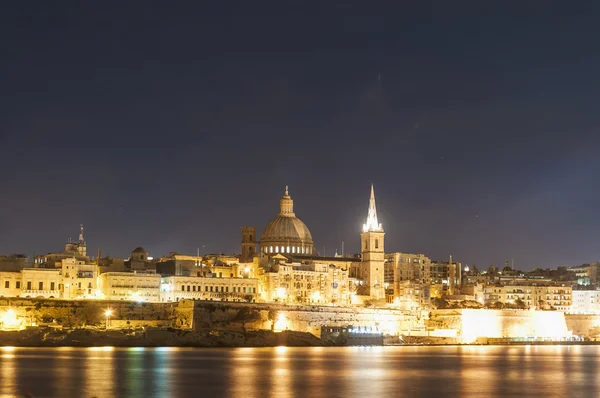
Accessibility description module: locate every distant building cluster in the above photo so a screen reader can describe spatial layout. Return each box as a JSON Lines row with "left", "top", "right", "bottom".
{"left": 1, "top": 186, "right": 599, "bottom": 316}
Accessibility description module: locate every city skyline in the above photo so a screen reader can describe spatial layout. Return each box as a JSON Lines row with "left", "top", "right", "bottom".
{"left": 2, "top": 3, "right": 600, "bottom": 268}
{"left": 2, "top": 183, "right": 598, "bottom": 271}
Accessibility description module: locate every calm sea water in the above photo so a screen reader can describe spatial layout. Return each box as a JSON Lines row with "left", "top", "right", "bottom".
{"left": 0, "top": 345, "right": 598, "bottom": 397}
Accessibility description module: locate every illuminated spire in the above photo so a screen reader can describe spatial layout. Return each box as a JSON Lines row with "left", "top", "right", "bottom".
{"left": 79, "top": 224, "right": 85, "bottom": 244}
{"left": 363, "top": 184, "right": 383, "bottom": 232}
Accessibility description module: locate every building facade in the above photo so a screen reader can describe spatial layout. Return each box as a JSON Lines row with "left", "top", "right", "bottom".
{"left": 160, "top": 276, "right": 259, "bottom": 302}
{"left": 60, "top": 258, "right": 98, "bottom": 299}
{"left": 484, "top": 284, "right": 572, "bottom": 311}
{"left": 97, "top": 272, "right": 161, "bottom": 302}
{"left": 571, "top": 289, "right": 600, "bottom": 314}
{"left": 385, "top": 252, "right": 432, "bottom": 300}
{"left": 260, "top": 258, "right": 350, "bottom": 305}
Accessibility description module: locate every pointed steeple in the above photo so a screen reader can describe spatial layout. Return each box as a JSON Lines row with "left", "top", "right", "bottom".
{"left": 363, "top": 184, "right": 383, "bottom": 232}
{"left": 79, "top": 224, "right": 86, "bottom": 245}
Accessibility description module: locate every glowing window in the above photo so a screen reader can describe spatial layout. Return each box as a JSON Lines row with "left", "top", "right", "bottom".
{"left": 275, "top": 246, "right": 279, "bottom": 253}
{"left": 292, "top": 247, "right": 295, "bottom": 253}
{"left": 287, "top": 246, "right": 290, "bottom": 253}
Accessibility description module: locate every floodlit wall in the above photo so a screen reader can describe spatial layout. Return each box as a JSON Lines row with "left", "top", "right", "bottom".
{"left": 430, "top": 309, "right": 571, "bottom": 343}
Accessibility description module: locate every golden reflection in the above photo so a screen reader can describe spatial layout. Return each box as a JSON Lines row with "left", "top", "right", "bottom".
{"left": 85, "top": 346, "right": 115, "bottom": 397}
{"left": 54, "top": 346, "right": 74, "bottom": 397}
{"left": 271, "top": 346, "right": 292, "bottom": 398}
{"left": 230, "top": 348, "right": 259, "bottom": 397}
{"left": 0, "top": 346, "right": 17, "bottom": 397}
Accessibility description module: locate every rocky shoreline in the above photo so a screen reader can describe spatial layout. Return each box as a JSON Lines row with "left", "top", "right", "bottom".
{"left": 0, "top": 328, "right": 326, "bottom": 348}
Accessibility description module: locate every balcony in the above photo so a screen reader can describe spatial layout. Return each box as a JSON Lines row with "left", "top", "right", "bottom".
{"left": 21, "top": 290, "right": 60, "bottom": 298}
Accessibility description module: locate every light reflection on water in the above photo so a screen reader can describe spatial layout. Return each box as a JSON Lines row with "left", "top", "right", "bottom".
{"left": 0, "top": 346, "right": 597, "bottom": 397}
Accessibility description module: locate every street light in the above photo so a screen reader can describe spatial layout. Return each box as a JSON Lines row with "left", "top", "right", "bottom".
{"left": 104, "top": 309, "right": 113, "bottom": 329}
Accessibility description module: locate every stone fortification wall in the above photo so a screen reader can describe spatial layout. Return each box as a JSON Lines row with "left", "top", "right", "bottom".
{"left": 0, "top": 298, "right": 193, "bottom": 329}
{"left": 565, "top": 314, "right": 600, "bottom": 338}
{"left": 191, "top": 301, "right": 413, "bottom": 336}
{"left": 429, "top": 309, "right": 570, "bottom": 341}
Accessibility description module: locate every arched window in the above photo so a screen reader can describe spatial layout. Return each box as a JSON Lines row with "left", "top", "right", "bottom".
{"left": 249, "top": 235, "right": 252, "bottom": 241}
{"left": 287, "top": 246, "right": 290, "bottom": 253}
{"left": 270, "top": 246, "right": 273, "bottom": 253}
{"left": 292, "top": 246, "right": 295, "bottom": 254}
{"left": 375, "top": 239, "right": 379, "bottom": 249}
{"left": 275, "top": 246, "right": 279, "bottom": 253}
{"left": 365, "top": 240, "right": 368, "bottom": 250}
{"left": 281, "top": 246, "right": 284, "bottom": 253}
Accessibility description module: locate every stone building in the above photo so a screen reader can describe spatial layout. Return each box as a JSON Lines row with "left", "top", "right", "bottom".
{"left": 126, "top": 247, "right": 157, "bottom": 272}
{"left": 21, "top": 268, "right": 61, "bottom": 298}
{"left": 260, "top": 255, "right": 350, "bottom": 305}
{"left": 60, "top": 258, "right": 98, "bottom": 299}
{"left": 160, "top": 275, "right": 259, "bottom": 302}
{"left": 484, "top": 283, "right": 572, "bottom": 311}
{"left": 385, "top": 252, "right": 432, "bottom": 299}
{"left": 97, "top": 272, "right": 161, "bottom": 302}
{"left": 0, "top": 255, "right": 31, "bottom": 272}
{"left": 571, "top": 288, "right": 600, "bottom": 314}
{"left": 0, "top": 271, "right": 23, "bottom": 297}
{"left": 430, "top": 256, "right": 462, "bottom": 295}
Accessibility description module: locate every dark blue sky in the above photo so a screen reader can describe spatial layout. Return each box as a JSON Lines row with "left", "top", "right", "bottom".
{"left": 1, "top": 2, "right": 600, "bottom": 269}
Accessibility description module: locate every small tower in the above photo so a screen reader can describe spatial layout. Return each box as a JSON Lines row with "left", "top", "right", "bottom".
{"left": 77, "top": 224, "right": 87, "bottom": 256}
{"left": 360, "top": 184, "right": 385, "bottom": 300}
{"left": 241, "top": 226, "right": 257, "bottom": 263}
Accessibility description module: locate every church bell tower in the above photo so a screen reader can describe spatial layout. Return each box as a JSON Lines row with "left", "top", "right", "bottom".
{"left": 241, "top": 226, "right": 257, "bottom": 263}
{"left": 360, "top": 184, "right": 385, "bottom": 300}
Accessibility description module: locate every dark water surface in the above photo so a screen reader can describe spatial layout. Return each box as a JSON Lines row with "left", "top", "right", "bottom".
{"left": 0, "top": 345, "right": 598, "bottom": 397}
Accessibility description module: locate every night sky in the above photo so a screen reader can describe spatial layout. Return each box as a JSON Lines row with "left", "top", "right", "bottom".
{"left": 2, "top": 2, "right": 600, "bottom": 269}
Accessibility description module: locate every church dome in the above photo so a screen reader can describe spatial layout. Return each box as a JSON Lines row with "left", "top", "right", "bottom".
{"left": 260, "top": 187, "right": 314, "bottom": 255}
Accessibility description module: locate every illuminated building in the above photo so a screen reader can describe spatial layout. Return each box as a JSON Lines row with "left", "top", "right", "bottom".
{"left": 391, "top": 280, "right": 431, "bottom": 311}
{"left": 160, "top": 275, "right": 259, "bottom": 302}
{"left": 569, "top": 263, "right": 599, "bottom": 285}
{"left": 20, "top": 268, "right": 61, "bottom": 298}
{"left": 97, "top": 272, "right": 161, "bottom": 302}
{"left": 60, "top": 258, "right": 98, "bottom": 299}
{"left": 385, "top": 252, "right": 432, "bottom": 301}
{"left": 259, "top": 186, "right": 315, "bottom": 256}
{"left": 484, "top": 283, "right": 572, "bottom": 310}
{"left": 430, "top": 256, "right": 461, "bottom": 295}
{"left": 260, "top": 256, "right": 350, "bottom": 305}
{"left": 570, "top": 288, "right": 600, "bottom": 314}
{"left": 0, "top": 271, "right": 22, "bottom": 297}
{"left": 255, "top": 185, "right": 387, "bottom": 302}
